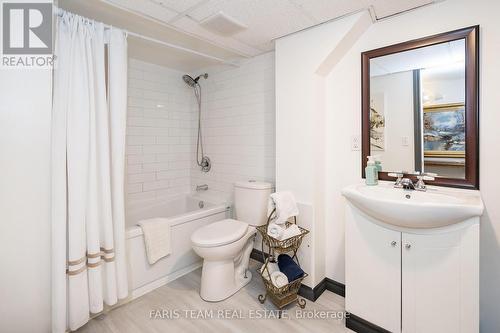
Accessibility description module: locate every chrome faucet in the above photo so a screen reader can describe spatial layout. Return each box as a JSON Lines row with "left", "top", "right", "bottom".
{"left": 400, "top": 177, "right": 415, "bottom": 190}
{"left": 196, "top": 184, "right": 208, "bottom": 191}
{"left": 388, "top": 172, "right": 436, "bottom": 191}
{"left": 414, "top": 172, "right": 437, "bottom": 191}
{"left": 388, "top": 172, "right": 405, "bottom": 188}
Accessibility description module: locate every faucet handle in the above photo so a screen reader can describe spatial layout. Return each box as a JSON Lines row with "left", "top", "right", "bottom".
{"left": 412, "top": 171, "right": 437, "bottom": 181}
{"left": 196, "top": 184, "right": 209, "bottom": 191}
{"left": 388, "top": 171, "right": 404, "bottom": 178}
{"left": 425, "top": 172, "right": 437, "bottom": 178}
{"left": 418, "top": 172, "right": 437, "bottom": 181}
{"left": 414, "top": 172, "right": 437, "bottom": 191}
{"left": 388, "top": 171, "right": 405, "bottom": 188}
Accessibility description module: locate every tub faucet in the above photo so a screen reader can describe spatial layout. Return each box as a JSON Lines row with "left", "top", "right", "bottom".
{"left": 196, "top": 184, "right": 208, "bottom": 191}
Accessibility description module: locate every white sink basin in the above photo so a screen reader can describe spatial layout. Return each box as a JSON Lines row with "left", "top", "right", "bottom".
{"left": 341, "top": 182, "right": 484, "bottom": 229}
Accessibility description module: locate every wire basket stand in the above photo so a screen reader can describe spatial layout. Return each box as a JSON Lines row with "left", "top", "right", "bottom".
{"left": 256, "top": 208, "right": 309, "bottom": 313}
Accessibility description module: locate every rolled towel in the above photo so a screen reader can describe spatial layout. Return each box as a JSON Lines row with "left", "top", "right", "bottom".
{"left": 270, "top": 192, "right": 299, "bottom": 225}
{"left": 280, "top": 224, "right": 301, "bottom": 240}
{"left": 278, "top": 254, "right": 305, "bottom": 282}
{"left": 267, "top": 223, "right": 284, "bottom": 239}
{"left": 260, "top": 261, "right": 279, "bottom": 280}
{"left": 270, "top": 271, "right": 289, "bottom": 288}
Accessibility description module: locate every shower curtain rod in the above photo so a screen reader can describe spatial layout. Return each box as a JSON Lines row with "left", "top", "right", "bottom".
{"left": 55, "top": 8, "right": 238, "bottom": 67}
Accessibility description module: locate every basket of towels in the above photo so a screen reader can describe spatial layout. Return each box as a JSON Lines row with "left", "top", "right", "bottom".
{"left": 258, "top": 221, "right": 309, "bottom": 255}
{"left": 257, "top": 191, "right": 309, "bottom": 310}
{"left": 258, "top": 254, "right": 308, "bottom": 308}
{"left": 256, "top": 191, "right": 309, "bottom": 257}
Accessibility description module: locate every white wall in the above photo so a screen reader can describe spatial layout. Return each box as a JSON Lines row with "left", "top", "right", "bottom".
{"left": 371, "top": 71, "right": 415, "bottom": 172}
{"left": 0, "top": 68, "right": 52, "bottom": 331}
{"left": 276, "top": 11, "right": 371, "bottom": 287}
{"left": 125, "top": 59, "right": 194, "bottom": 208}
{"left": 191, "top": 52, "right": 275, "bottom": 203}
{"left": 277, "top": 0, "right": 500, "bottom": 331}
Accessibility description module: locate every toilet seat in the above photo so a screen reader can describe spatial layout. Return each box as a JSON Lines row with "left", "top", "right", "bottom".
{"left": 191, "top": 219, "right": 248, "bottom": 248}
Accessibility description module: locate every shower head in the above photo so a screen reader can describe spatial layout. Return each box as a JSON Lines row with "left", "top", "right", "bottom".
{"left": 182, "top": 73, "right": 208, "bottom": 87}
{"left": 182, "top": 75, "right": 196, "bottom": 87}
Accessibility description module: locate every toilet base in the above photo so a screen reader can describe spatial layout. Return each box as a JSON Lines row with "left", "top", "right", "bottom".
{"left": 200, "top": 261, "right": 253, "bottom": 302}
{"left": 198, "top": 231, "right": 256, "bottom": 302}
{"left": 193, "top": 225, "right": 256, "bottom": 302}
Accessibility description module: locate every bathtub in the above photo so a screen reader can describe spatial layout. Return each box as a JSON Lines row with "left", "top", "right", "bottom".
{"left": 126, "top": 195, "right": 230, "bottom": 299}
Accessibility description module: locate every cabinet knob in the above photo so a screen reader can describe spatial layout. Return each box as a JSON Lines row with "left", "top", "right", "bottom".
{"left": 405, "top": 243, "right": 411, "bottom": 249}
{"left": 391, "top": 241, "right": 397, "bottom": 247}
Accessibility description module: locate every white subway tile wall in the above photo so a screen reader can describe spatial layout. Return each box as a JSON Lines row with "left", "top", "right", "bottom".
{"left": 191, "top": 52, "right": 276, "bottom": 201}
{"left": 126, "top": 59, "right": 194, "bottom": 206}
{"left": 125, "top": 52, "right": 275, "bottom": 208}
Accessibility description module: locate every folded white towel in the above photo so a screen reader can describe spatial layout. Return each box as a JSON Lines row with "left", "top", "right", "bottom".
{"left": 267, "top": 223, "right": 284, "bottom": 239}
{"left": 280, "top": 224, "right": 302, "bottom": 240}
{"left": 269, "top": 191, "right": 299, "bottom": 225}
{"left": 270, "top": 271, "right": 289, "bottom": 288}
{"left": 137, "top": 218, "right": 172, "bottom": 265}
{"left": 260, "top": 262, "right": 280, "bottom": 280}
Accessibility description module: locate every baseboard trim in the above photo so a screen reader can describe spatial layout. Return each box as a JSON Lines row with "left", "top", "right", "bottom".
{"left": 299, "top": 278, "right": 327, "bottom": 301}
{"left": 346, "top": 314, "right": 392, "bottom": 333}
{"left": 325, "top": 277, "right": 346, "bottom": 297}
{"left": 250, "top": 249, "right": 346, "bottom": 301}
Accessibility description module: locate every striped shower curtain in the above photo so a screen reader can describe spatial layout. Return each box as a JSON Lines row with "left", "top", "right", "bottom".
{"left": 51, "top": 10, "right": 128, "bottom": 332}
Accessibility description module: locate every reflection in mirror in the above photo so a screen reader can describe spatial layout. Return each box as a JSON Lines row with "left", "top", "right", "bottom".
{"left": 369, "top": 39, "right": 465, "bottom": 179}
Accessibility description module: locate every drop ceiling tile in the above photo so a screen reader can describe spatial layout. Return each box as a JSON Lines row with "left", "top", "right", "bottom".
{"left": 185, "top": 0, "right": 233, "bottom": 21}
{"left": 172, "top": 16, "right": 262, "bottom": 56}
{"left": 106, "top": 0, "right": 178, "bottom": 22}
{"left": 368, "top": 0, "right": 433, "bottom": 19}
{"left": 188, "top": 0, "right": 315, "bottom": 44}
{"left": 103, "top": 0, "right": 439, "bottom": 58}
{"left": 289, "top": 0, "right": 366, "bottom": 23}
{"left": 149, "top": 0, "right": 205, "bottom": 13}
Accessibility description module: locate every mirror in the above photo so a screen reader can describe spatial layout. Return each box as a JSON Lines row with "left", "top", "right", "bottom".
{"left": 362, "top": 26, "right": 479, "bottom": 189}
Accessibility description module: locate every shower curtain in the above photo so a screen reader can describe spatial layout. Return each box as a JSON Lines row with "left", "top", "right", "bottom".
{"left": 51, "top": 11, "right": 128, "bottom": 332}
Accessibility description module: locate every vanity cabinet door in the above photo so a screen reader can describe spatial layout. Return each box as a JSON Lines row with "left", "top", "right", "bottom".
{"left": 401, "top": 224, "right": 479, "bottom": 333}
{"left": 345, "top": 204, "right": 402, "bottom": 333}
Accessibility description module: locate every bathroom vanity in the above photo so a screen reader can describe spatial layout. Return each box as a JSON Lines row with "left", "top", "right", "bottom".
{"left": 343, "top": 182, "right": 483, "bottom": 332}
{"left": 346, "top": 25, "right": 483, "bottom": 332}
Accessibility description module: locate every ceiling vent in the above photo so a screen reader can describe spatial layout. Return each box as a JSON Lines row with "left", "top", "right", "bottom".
{"left": 199, "top": 11, "right": 247, "bottom": 36}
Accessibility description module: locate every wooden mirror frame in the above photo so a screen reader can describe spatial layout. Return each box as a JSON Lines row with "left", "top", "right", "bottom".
{"left": 361, "top": 26, "right": 479, "bottom": 189}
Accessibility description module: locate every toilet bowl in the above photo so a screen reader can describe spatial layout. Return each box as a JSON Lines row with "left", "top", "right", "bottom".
{"left": 191, "top": 180, "right": 273, "bottom": 302}
{"left": 192, "top": 219, "right": 256, "bottom": 301}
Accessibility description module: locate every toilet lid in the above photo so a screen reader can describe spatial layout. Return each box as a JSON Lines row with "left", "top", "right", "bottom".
{"left": 191, "top": 219, "right": 248, "bottom": 248}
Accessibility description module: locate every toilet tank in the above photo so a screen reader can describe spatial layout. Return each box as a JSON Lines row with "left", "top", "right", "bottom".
{"left": 234, "top": 180, "right": 273, "bottom": 227}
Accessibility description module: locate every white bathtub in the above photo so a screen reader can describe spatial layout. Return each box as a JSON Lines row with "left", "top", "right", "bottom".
{"left": 126, "top": 195, "right": 230, "bottom": 299}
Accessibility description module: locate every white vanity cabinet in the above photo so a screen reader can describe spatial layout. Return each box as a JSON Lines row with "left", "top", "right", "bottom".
{"left": 345, "top": 204, "right": 402, "bottom": 332}
{"left": 345, "top": 203, "right": 480, "bottom": 333}
{"left": 401, "top": 226, "right": 479, "bottom": 333}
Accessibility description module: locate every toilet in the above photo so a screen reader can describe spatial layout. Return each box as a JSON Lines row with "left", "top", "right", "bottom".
{"left": 191, "top": 180, "right": 273, "bottom": 302}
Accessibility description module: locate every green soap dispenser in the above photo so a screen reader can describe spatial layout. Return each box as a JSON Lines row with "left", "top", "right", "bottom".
{"left": 365, "top": 156, "right": 378, "bottom": 186}
{"left": 374, "top": 155, "right": 382, "bottom": 173}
